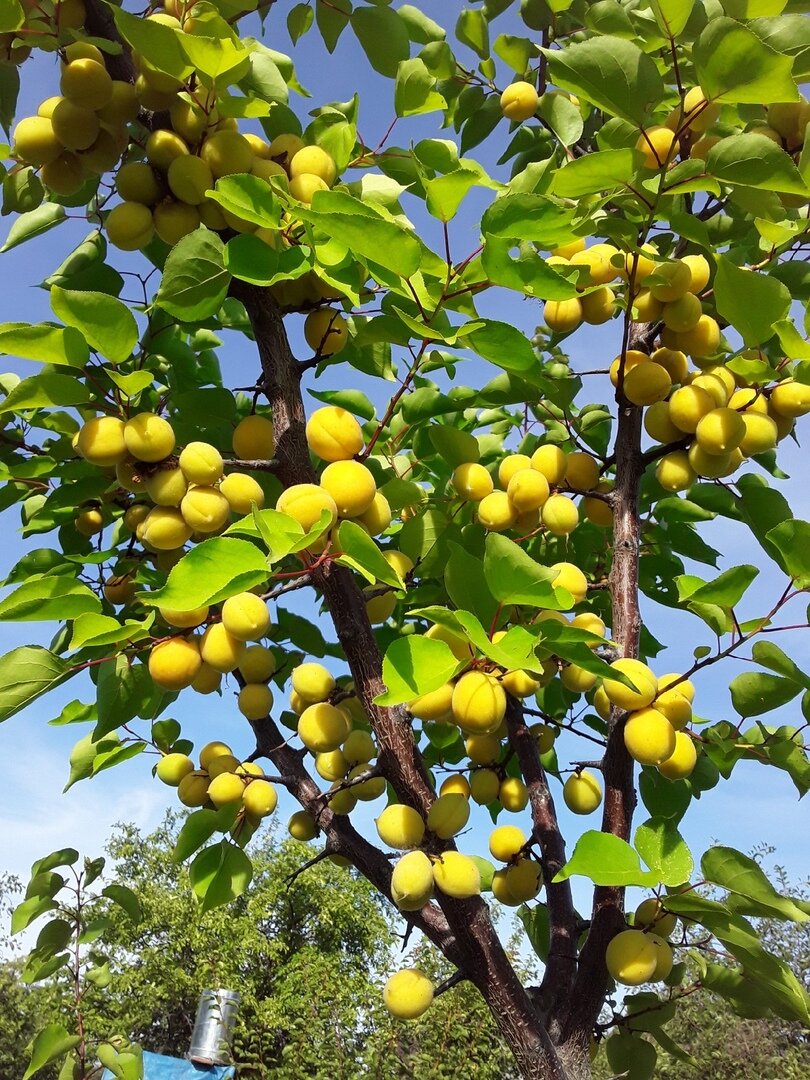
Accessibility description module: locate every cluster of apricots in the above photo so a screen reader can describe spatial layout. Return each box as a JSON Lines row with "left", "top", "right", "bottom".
{"left": 450, "top": 444, "right": 613, "bottom": 535}
{"left": 73, "top": 409, "right": 272, "bottom": 556}
{"left": 155, "top": 738, "right": 279, "bottom": 827}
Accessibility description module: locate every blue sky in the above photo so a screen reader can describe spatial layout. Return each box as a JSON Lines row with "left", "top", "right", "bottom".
{"left": 0, "top": 0, "right": 807, "bottom": 944}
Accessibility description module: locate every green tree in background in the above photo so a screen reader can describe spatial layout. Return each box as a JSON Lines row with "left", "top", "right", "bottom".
{"left": 2, "top": 0, "right": 810, "bottom": 1077}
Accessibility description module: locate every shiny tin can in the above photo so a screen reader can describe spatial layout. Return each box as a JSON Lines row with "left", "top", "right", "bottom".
{"left": 188, "top": 989, "right": 241, "bottom": 1065}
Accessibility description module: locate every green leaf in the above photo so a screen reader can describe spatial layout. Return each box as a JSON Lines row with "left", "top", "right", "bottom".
{"left": 456, "top": 8, "right": 489, "bottom": 59}
{"left": 352, "top": 5, "right": 410, "bottom": 76}
{"left": 712, "top": 257, "right": 792, "bottom": 347}
{"left": 543, "top": 36, "right": 664, "bottom": 125}
{"left": 427, "top": 425, "right": 480, "bottom": 466}
{"left": 144, "top": 538, "right": 269, "bottom": 610}
{"left": 538, "top": 90, "right": 584, "bottom": 147}
{"left": 295, "top": 192, "right": 421, "bottom": 277}
{"left": 1, "top": 203, "right": 65, "bottom": 252}
{"left": 0, "top": 323, "right": 89, "bottom": 367}
{"left": 155, "top": 230, "right": 230, "bottom": 322}
{"left": 483, "top": 533, "right": 563, "bottom": 608}
{"left": 702, "top": 846, "right": 809, "bottom": 922}
{"left": 394, "top": 57, "right": 446, "bottom": 117}
{"left": 30, "top": 849, "right": 78, "bottom": 877}
{"left": 494, "top": 33, "right": 537, "bottom": 75}
{"left": 0, "top": 646, "right": 71, "bottom": 723}
{"left": 639, "top": 768, "right": 691, "bottom": 823}
{"left": 765, "top": 518, "right": 810, "bottom": 587}
{"left": 481, "top": 193, "right": 574, "bottom": 245}
{"left": 95, "top": 656, "right": 157, "bottom": 739}
{"left": 225, "top": 237, "right": 310, "bottom": 288}
{"left": 708, "top": 134, "right": 808, "bottom": 196}
{"left": 174, "top": 806, "right": 238, "bottom": 862}
{"left": 113, "top": 6, "right": 192, "bottom": 80}
{"left": 444, "top": 544, "right": 499, "bottom": 627}
{"left": 207, "top": 174, "right": 280, "bottom": 229}
{"left": 49, "top": 287, "right": 138, "bottom": 365}
{"left": 64, "top": 731, "right": 145, "bottom": 791}
{"left": 0, "top": 577, "right": 101, "bottom": 622}
{"left": 189, "top": 840, "right": 253, "bottom": 913}
{"left": 12, "top": 895, "right": 58, "bottom": 935}
{"left": 554, "top": 830, "right": 659, "bottom": 887}
{"left": 374, "top": 635, "right": 460, "bottom": 706}
{"left": 0, "top": 0, "right": 24, "bottom": 34}
{"left": 694, "top": 17, "right": 799, "bottom": 104}
{"left": 649, "top": 0, "right": 695, "bottom": 37}
{"left": 316, "top": 0, "right": 351, "bottom": 52}
{"left": 729, "top": 671, "right": 801, "bottom": 717}
{"left": 466, "top": 319, "right": 538, "bottom": 374}
{"left": 334, "top": 520, "right": 405, "bottom": 588}
{"left": 482, "top": 237, "right": 581, "bottom": 300}
{"left": 675, "top": 563, "right": 759, "bottom": 607}
{"left": 751, "top": 639, "right": 810, "bottom": 688}
{"left": 287, "top": 1, "right": 313, "bottom": 42}
{"left": 101, "top": 884, "right": 142, "bottom": 924}
{"left": 424, "top": 168, "right": 479, "bottom": 221}
{"left": 0, "top": 371, "right": 91, "bottom": 413}
{"left": 68, "top": 613, "right": 152, "bottom": 652}
{"left": 634, "top": 817, "right": 693, "bottom": 887}
{"left": 398, "top": 4, "right": 445, "bottom": 44}
{"left": 552, "top": 149, "right": 641, "bottom": 197}
{"left": 22, "top": 1025, "right": 80, "bottom": 1080}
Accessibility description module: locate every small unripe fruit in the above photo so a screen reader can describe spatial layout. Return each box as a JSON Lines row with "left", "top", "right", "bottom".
{"left": 146, "top": 130, "right": 190, "bottom": 173}
{"left": 148, "top": 636, "right": 202, "bottom": 691}
{"left": 168, "top": 154, "right": 214, "bottom": 205}
{"left": 470, "top": 768, "right": 501, "bottom": 805}
{"left": 563, "top": 770, "right": 602, "bottom": 814}
{"left": 376, "top": 804, "right": 426, "bottom": 849}
{"left": 505, "top": 858, "right": 543, "bottom": 902}
{"left": 116, "top": 162, "right": 164, "bottom": 206}
{"left": 288, "top": 810, "right": 317, "bottom": 841}
{"left": 500, "top": 81, "right": 539, "bottom": 122}
{"left": 635, "top": 898, "right": 678, "bottom": 939}
{"left": 60, "top": 59, "right": 113, "bottom": 110}
{"left": 154, "top": 201, "right": 200, "bottom": 246}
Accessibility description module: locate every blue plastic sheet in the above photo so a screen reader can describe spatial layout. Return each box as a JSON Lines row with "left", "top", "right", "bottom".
{"left": 101, "top": 1050, "right": 235, "bottom": 1079}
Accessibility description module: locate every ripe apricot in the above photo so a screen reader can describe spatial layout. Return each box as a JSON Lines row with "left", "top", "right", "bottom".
{"left": 304, "top": 309, "right": 349, "bottom": 356}
{"left": 298, "top": 701, "right": 350, "bottom": 752}
{"left": 289, "top": 145, "right": 336, "bottom": 186}
{"left": 76, "top": 416, "right": 127, "bottom": 466}
{"left": 276, "top": 483, "right": 337, "bottom": 532}
{"left": 233, "top": 414, "right": 274, "bottom": 458}
{"left": 319, "top": 460, "right": 376, "bottom": 517}
{"left": 305, "top": 405, "right": 363, "bottom": 461}
{"left": 148, "top": 636, "right": 202, "bottom": 691}
{"left": 219, "top": 472, "right": 264, "bottom": 515}
{"left": 541, "top": 493, "right": 579, "bottom": 535}
{"left": 200, "top": 131, "right": 254, "bottom": 177}
{"left": 453, "top": 461, "right": 494, "bottom": 501}
{"left": 452, "top": 671, "right": 506, "bottom": 735}
{"left": 603, "top": 658, "right": 657, "bottom": 710}
{"left": 51, "top": 98, "right": 99, "bottom": 150}
{"left": 200, "top": 623, "right": 246, "bottom": 673}
{"left": 478, "top": 490, "right": 518, "bottom": 531}
{"left": 237, "top": 683, "right": 274, "bottom": 721}
{"left": 545, "top": 298, "right": 583, "bottom": 334}
{"left": 624, "top": 707, "right": 676, "bottom": 765}
{"left": 60, "top": 58, "right": 112, "bottom": 110}
{"left": 500, "top": 80, "right": 539, "bottom": 122}
{"left": 107, "top": 202, "right": 154, "bottom": 251}
{"left": 221, "top": 591, "right": 270, "bottom": 641}
{"left": 636, "top": 126, "right": 679, "bottom": 169}
{"left": 563, "top": 770, "right": 602, "bottom": 814}
{"left": 531, "top": 444, "right": 567, "bottom": 484}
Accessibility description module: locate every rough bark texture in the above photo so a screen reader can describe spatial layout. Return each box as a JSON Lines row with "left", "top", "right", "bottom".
{"left": 232, "top": 280, "right": 568, "bottom": 1080}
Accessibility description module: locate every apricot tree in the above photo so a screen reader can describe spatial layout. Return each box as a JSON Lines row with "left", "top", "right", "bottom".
{"left": 1, "top": 1, "right": 810, "bottom": 1078}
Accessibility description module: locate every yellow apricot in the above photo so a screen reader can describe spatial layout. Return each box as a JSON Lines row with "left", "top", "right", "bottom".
{"left": 425, "top": 623, "right": 471, "bottom": 662}
{"left": 489, "top": 824, "right": 527, "bottom": 862}
{"left": 407, "top": 680, "right": 454, "bottom": 721}
{"left": 60, "top": 58, "right": 112, "bottom": 110}
{"left": 550, "top": 237, "right": 585, "bottom": 259}
{"left": 606, "top": 929, "right": 659, "bottom": 985}
{"left": 500, "top": 80, "right": 539, "bottom": 122}
{"left": 624, "top": 707, "right": 676, "bottom": 765}
{"left": 636, "top": 126, "right": 679, "bottom": 169}
{"left": 200, "top": 622, "right": 246, "bottom": 673}
{"left": 242, "top": 778, "right": 278, "bottom": 817}
{"left": 376, "top": 804, "right": 425, "bottom": 849}
{"left": 76, "top": 507, "right": 104, "bottom": 537}
{"left": 180, "top": 486, "right": 231, "bottom": 533}
{"left": 13, "top": 115, "right": 63, "bottom": 166}
{"left": 563, "top": 770, "right": 602, "bottom": 814}
{"left": 124, "top": 413, "right": 175, "bottom": 463}
{"left": 565, "top": 453, "right": 599, "bottom": 491}
{"left": 426, "top": 793, "right": 470, "bottom": 839}
{"left": 432, "top": 851, "right": 481, "bottom": 898}
{"left": 298, "top": 701, "right": 350, "bottom": 752}
{"left": 452, "top": 671, "right": 506, "bottom": 734}
{"left": 292, "top": 662, "right": 336, "bottom": 704}
{"left": 288, "top": 810, "right": 318, "bottom": 841}
{"left": 542, "top": 493, "right": 579, "bottom": 535}
{"left": 603, "top": 658, "right": 657, "bottom": 710}
{"left": 178, "top": 442, "right": 223, "bottom": 486}
{"left": 470, "top": 768, "right": 501, "bottom": 805}
{"left": 453, "top": 461, "right": 494, "bottom": 502}
{"left": 770, "top": 378, "right": 810, "bottom": 418}
{"left": 232, "top": 414, "right": 274, "bottom": 459}
{"left": 289, "top": 173, "right": 329, "bottom": 203}
{"left": 167, "top": 154, "right": 214, "bottom": 205}
{"left": 343, "top": 730, "right": 376, "bottom": 766}
{"left": 219, "top": 473, "right": 265, "bottom": 516}
{"left": 238, "top": 683, "right": 274, "bottom": 721}
{"left": 319, "top": 460, "right": 376, "bottom": 517}
{"left": 531, "top": 444, "right": 567, "bottom": 484}
{"left": 76, "top": 417, "right": 127, "bottom": 466}
{"left": 156, "top": 752, "right": 194, "bottom": 787}
{"left": 644, "top": 401, "right": 682, "bottom": 444}
{"left": 465, "top": 732, "right": 501, "bottom": 765}
{"left": 51, "top": 98, "right": 98, "bottom": 150}
{"left": 677, "top": 314, "right": 721, "bottom": 358}
{"left": 177, "top": 770, "right": 210, "bottom": 807}
{"left": 560, "top": 664, "right": 598, "bottom": 694}
{"left": 141, "top": 507, "right": 192, "bottom": 550}
{"left": 383, "top": 968, "right": 435, "bottom": 1020}
{"left": 148, "top": 636, "right": 202, "bottom": 691}
{"left": 116, "top": 163, "right": 164, "bottom": 206}
{"left": 499, "top": 776, "right": 529, "bottom": 812}
{"left": 739, "top": 413, "right": 778, "bottom": 456}
{"left": 581, "top": 286, "right": 616, "bottom": 325}
{"left": 200, "top": 130, "right": 254, "bottom": 177}
{"left": 695, "top": 407, "right": 745, "bottom": 455}
{"left": 107, "top": 202, "right": 154, "bottom": 251}
{"left": 501, "top": 669, "right": 542, "bottom": 698}
{"left": 634, "top": 898, "right": 678, "bottom": 939}
{"left": 305, "top": 406, "right": 363, "bottom": 461}
{"left": 623, "top": 363, "right": 671, "bottom": 407}
{"left": 545, "top": 297, "right": 583, "bottom": 334}
{"left": 655, "top": 451, "right": 695, "bottom": 493}
{"left": 531, "top": 722, "right": 558, "bottom": 754}
{"left": 649, "top": 260, "right": 691, "bottom": 302}
{"left": 153, "top": 201, "right": 200, "bottom": 246}
{"left": 439, "top": 774, "right": 471, "bottom": 798}
{"left": 681, "top": 86, "right": 719, "bottom": 133}
{"left": 662, "top": 293, "right": 702, "bottom": 334}
{"left": 658, "top": 730, "right": 698, "bottom": 779}
{"left": 289, "top": 144, "right": 336, "bottom": 186}
{"left": 145, "top": 467, "right": 187, "bottom": 507}
{"left": 390, "top": 852, "right": 434, "bottom": 911}
{"left": 208, "top": 772, "right": 246, "bottom": 808}
{"left": 507, "top": 469, "right": 549, "bottom": 511}
{"left": 498, "top": 454, "right": 532, "bottom": 489}
{"left": 668, "top": 385, "right": 715, "bottom": 434}
{"left": 478, "top": 491, "right": 518, "bottom": 531}
{"left": 505, "top": 858, "right": 543, "bottom": 902}
{"left": 191, "top": 663, "right": 221, "bottom": 694}
{"left": 222, "top": 592, "right": 270, "bottom": 641}
{"left": 654, "top": 688, "right": 692, "bottom": 731}
{"left": 357, "top": 492, "right": 391, "bottom": 535}
{"left": 304, "top": 309, "right": 349, "bottom": 356}
{"left": 315, "top": 750, "right": 347, "bottom": 781}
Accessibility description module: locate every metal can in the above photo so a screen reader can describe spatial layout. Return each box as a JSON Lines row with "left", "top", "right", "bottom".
{"left": 188, "top": 988, "right": 241, "bottom": 1065}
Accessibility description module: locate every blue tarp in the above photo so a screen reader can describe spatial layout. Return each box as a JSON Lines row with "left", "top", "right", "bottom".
{"left": 101, "top": 1050, "right": 235, "bottom": 1079}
